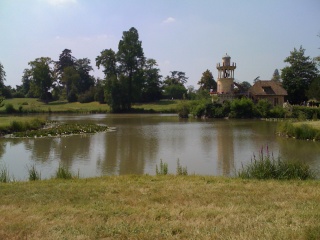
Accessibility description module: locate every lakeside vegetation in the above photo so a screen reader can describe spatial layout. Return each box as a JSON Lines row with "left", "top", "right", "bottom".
{"left": 278, "top": 120, "right": 320, "bottom": 141}
{"left": 0, "top": 175, "right": 319, "bottom": 239}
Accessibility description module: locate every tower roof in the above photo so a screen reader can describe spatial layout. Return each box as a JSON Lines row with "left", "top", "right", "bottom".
{"left": 223, "top": 53, "right": 230, "bottom": 59}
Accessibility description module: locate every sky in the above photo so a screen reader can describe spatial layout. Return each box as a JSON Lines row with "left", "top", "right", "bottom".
{"left": 1, "top": 0, "right": 320, "bottom": 89}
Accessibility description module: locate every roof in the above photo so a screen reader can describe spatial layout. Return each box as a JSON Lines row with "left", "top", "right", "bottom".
{"left": 249, "top": 80, "right": 288, "bottom": 96}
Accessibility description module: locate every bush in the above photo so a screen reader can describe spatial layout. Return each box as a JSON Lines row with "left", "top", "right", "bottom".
{"left": 270, "top": 106, "right": 286, "bottom": 118}
{"left": 238, "top": 146, "right": 316, "bottom": 180}
{"left": 230, "top": 98, "right": 255, "bottom": 118}
{"left": 177, "top": 101, "right": 190, "bottom": 118}
{"left": 256, "top": 99, "right": 272, "bottom": 118}
{"left": 5, "top": 103, "right": 16, "bottom": 113}
{"left": 67, "top": 89, "right": 78, "bottom": 103}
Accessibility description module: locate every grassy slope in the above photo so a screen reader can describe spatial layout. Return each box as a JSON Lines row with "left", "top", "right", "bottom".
{"left": 1, "top": 175, "right": 320, "bottom": 239}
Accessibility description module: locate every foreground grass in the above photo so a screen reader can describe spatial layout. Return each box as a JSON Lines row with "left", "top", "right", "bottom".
{"left": 0, "top": 175, "right": 320, "bottom": 239}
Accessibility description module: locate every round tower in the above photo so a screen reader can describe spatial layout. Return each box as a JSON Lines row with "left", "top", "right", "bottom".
{"left": 216, "top": 54, "right": 236, "bottom": 94}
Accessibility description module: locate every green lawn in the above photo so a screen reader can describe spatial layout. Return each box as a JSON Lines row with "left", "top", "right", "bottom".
{"left": 0, "top": 98, "right": 179, "bottom": 114}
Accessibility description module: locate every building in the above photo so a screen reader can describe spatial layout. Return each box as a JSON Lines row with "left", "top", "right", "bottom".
{"left": 216, "top": 54, "right": 237, "bottom": 102}
{"left": 249, "top": 80, "right": 288, "bottom": 106}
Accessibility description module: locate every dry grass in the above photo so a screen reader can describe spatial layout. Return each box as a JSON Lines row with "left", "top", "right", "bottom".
{"left": 1, "top": 175, "right": 320, "bottom": 239}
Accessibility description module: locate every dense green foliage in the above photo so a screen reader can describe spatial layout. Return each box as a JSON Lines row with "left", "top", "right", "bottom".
{"left": 197, "top": 69, "right": 216, "bottom": 92}
{"left": 162, "top": 71, "right": 188, "bottom": 100}
{"left": 281, "top": 46, "right": 319, "bottom": 104}
{"left": 96, "top": 27, "right": 163, "bottom": 112}
{"left": 238, "top": 147, "right": 316, "bottom": 180}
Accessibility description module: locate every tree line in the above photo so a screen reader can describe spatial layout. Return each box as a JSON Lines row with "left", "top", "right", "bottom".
{"left": 0, "top": 27, "right": 319, "bottom": 112}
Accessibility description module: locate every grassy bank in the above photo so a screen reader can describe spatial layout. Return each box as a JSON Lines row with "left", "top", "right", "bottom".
{"left": 0, "top": 116, "right": 46, "bottom": 135}
{"left": 0, "top": 175, "right": 319, "bottom": 239}
{"left": 0, "top": 98, "right": 179, "bottom": 114}
{"left": 278, "top": 120, "right": 320, "bottom": 141}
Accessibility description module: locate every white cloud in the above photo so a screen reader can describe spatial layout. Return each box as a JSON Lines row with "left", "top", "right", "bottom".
{"left": 46, "top": 0, "right": 77, "bottom": 6}
{"left": 162, "top": 17, "right": 176, "bottom": 24}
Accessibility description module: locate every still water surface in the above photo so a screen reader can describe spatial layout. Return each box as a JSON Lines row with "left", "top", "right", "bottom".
{"left": 1, "top": 114, "right": 320, "bottom": 180}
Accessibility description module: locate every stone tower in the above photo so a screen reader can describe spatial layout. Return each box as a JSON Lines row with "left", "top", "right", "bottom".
{"left": 216, "top": 54, "right": 236, "bottom": 94}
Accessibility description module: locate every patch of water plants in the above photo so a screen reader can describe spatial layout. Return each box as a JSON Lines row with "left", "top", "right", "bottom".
{"left": 8, "top": 121, "right": 109, "bottom": 138}
{"left": 238, "top": 146, "right": 316, "bottom": 180}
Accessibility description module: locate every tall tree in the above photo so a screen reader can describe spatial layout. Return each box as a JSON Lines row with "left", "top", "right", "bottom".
{"left": 307, "top": 76, "right": 320, "bottom": 101}
{"left": 141, "top": 58, "right": 162, "bottom": 102}
{"left": 57, "top": 49, "right": 76, "bottom": 72}
{"left": 281, "top": 46, "right": 318, "bottom": 104}
{"left": 0, "top": 62, "right": 6, "bottom": 88}
{"left": 271, "top": 69, "right": 281, "bottom": 82}
{"left": 198, "top": 69, "right": 216, "bottom": 91}
{"left": 28, "top": 57, "right": 54, "bottom": 103}
{"left": 117, "top": 27, "right": 145, "bottom": 108}
{"left": 75, "top": 58, "right": 94, "bottom": 94}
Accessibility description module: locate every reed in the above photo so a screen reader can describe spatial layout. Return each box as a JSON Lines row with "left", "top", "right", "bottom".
{"left": 156, "top": 159, "right": 168, "bottom": 175}
{"left": 176, "top": 159, "right": 188, "bottom": 175}
{"left": 55, "top": 165, "right": 73, "bottom": 179}
{"left": 0, "top": 164, "right": 10, "bottom": 183}
{"left": 238, "top": 146, "right": 316, "bottom": 180}
{"left": 27, "top": 164, "right": 41, "bottom": 181}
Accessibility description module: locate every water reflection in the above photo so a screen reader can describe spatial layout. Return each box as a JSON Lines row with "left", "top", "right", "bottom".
{"left": 0, "top": 114, "right": 320, "bottom": 180}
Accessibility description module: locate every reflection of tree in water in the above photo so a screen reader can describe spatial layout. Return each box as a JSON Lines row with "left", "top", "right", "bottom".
{"left": 98, "top": 117, "right": 160, "bottom": 175}
{"left": 0, "top": 138, "right": 25, "bottom": 160}
{"left": 25, "top": 135, "right": 91, "bottom": 167}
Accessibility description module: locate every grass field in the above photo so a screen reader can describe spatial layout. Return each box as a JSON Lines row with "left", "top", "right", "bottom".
{"left": 0, "top": 98, "right": 179, "bottom": 113}
{"left": 0, "top": 175, "right": 319, "bottom": 239}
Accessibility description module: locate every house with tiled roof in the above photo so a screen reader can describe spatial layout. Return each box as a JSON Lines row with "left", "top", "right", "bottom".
{"left": 249, "top": 80, "right": 288, "bottom": 106}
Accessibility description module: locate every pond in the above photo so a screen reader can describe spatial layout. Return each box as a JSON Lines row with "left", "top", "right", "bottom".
{"left": 1, "top": 114, "right": 320, "bottom": 180}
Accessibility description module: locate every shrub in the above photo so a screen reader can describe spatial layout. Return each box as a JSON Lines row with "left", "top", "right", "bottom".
{"left": 230, "top": 98, "right": 255, "bottom": 118}
{"left": 256, "top": 99, "right": 272, "bottom": 118}
{"left": 270, "top": 106, "right": 286, "bottom": 118}
{"left": 177, "top": 101, "right": 190, "bottom": 118}
{"left": 5, "top": 103, "right": 16, "bottom": 113}
{"left": 238, "top": 146, "right": 316, "bottom": 180}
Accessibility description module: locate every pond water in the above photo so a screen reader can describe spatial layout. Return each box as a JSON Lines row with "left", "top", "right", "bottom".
{"left": 1, "top": 114, "right": 320, "bottom": 180}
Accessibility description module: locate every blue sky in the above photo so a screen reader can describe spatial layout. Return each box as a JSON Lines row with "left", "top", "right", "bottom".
{"left": 1, "top": 0, "right": 319, "bottom": 89}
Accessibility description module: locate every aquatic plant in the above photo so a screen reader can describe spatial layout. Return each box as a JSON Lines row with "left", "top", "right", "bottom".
{"left": 156, "top": 159, "right": 168, "bottom": 175}
{"left": 27, "top": 164, "right": 41, "bottom": 181}
{"left": 176, "top": 159, "right": 188, "bottom": 175}
{"left": 238, "top": 146, "right": 316, "bottom": 180}
{"left": 55, "top": 165, "right": 73, "bottom": 179}
{"left": 0, "top": 164, "right": 10, "bottom": 183}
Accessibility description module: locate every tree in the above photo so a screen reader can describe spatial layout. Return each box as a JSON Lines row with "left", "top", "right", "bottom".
{"left": 21, "top": 69, "right": 32, "bottom": 96}
{"left": 57, "top": 49, "right": 76, "bottom": 72}
{"left": 28, "top": 57, "right": 54, "bottom": 103}
{"left": 271, "top": 69, "right": 281, "bottom": 82}
{"left": 61, "top": 66, "right": 80, "bottom": 101}
{"left": 307, "top": 76, "right": 320, "bottom": 101}
{"left": 117, "top": 27, "right": 145, "bottom": 108}
{"left": 281, "top": 46, "right": 318, "bottom": 104}
{"left": 141, "top": 58, "right": 162, "bottom": 102}
{"left": 198, "top": 69, "right": 216, "bottom": 91}
{"left": 75, "top": 58, "right": 94, "bottom": 94}
{"left": 0, "top": 62, "right": 6, "bottom": 88}
{"left": 163, "top": 71, "right": 188, "bottom": 99}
